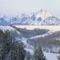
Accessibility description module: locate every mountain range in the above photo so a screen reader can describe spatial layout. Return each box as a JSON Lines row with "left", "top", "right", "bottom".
{"left": 0, "top": 10, "right": 60, "bottom": 25}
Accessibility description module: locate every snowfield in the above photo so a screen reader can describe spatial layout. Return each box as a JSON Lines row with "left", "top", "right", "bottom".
{"left": 44, "top": 52, "right": 60, "bottom": 60}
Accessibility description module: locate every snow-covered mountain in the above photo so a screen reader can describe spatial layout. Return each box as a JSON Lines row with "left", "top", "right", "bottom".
{"left": 41, "top": 16, "right": 60, "bottom": 25}
{"left": 34, "top": 9, "right": 53, "bottom": 20}
{"left": 0, "top": 10, "right": 60, "bottom": 25}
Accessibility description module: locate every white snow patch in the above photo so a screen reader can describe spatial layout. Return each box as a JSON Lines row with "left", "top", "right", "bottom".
{"left": 44, "top": 52, "right": 60, "bottom": 60}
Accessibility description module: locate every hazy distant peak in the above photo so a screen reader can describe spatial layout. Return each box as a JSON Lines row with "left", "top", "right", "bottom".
{"left": 35, "top": 9, "right": 53, "bottom": 19}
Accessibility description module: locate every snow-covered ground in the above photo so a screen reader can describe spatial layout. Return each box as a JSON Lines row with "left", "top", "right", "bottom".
{"left": 44, "top": 52, "right": 60, "bottom": 60}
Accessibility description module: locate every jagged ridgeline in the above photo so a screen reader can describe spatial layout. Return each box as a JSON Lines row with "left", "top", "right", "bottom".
{"left": 0, "top": 27, "right": 46, "bottom": 60}
{"left": 0, "top": 10, "right": 60, "bottom": 25}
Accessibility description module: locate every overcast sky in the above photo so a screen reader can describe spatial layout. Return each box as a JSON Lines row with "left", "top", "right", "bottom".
{"left": 0, "top": 0, "right": 60, "bottom": 17}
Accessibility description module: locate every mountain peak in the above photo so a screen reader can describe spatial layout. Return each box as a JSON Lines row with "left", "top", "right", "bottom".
{"left": 35, "top": 9, "right": 53, "bottom": 19}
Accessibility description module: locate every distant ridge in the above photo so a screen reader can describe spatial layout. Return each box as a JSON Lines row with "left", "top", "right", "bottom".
{"left": 0, "top": 10, "right": 60, "bottom": 25}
